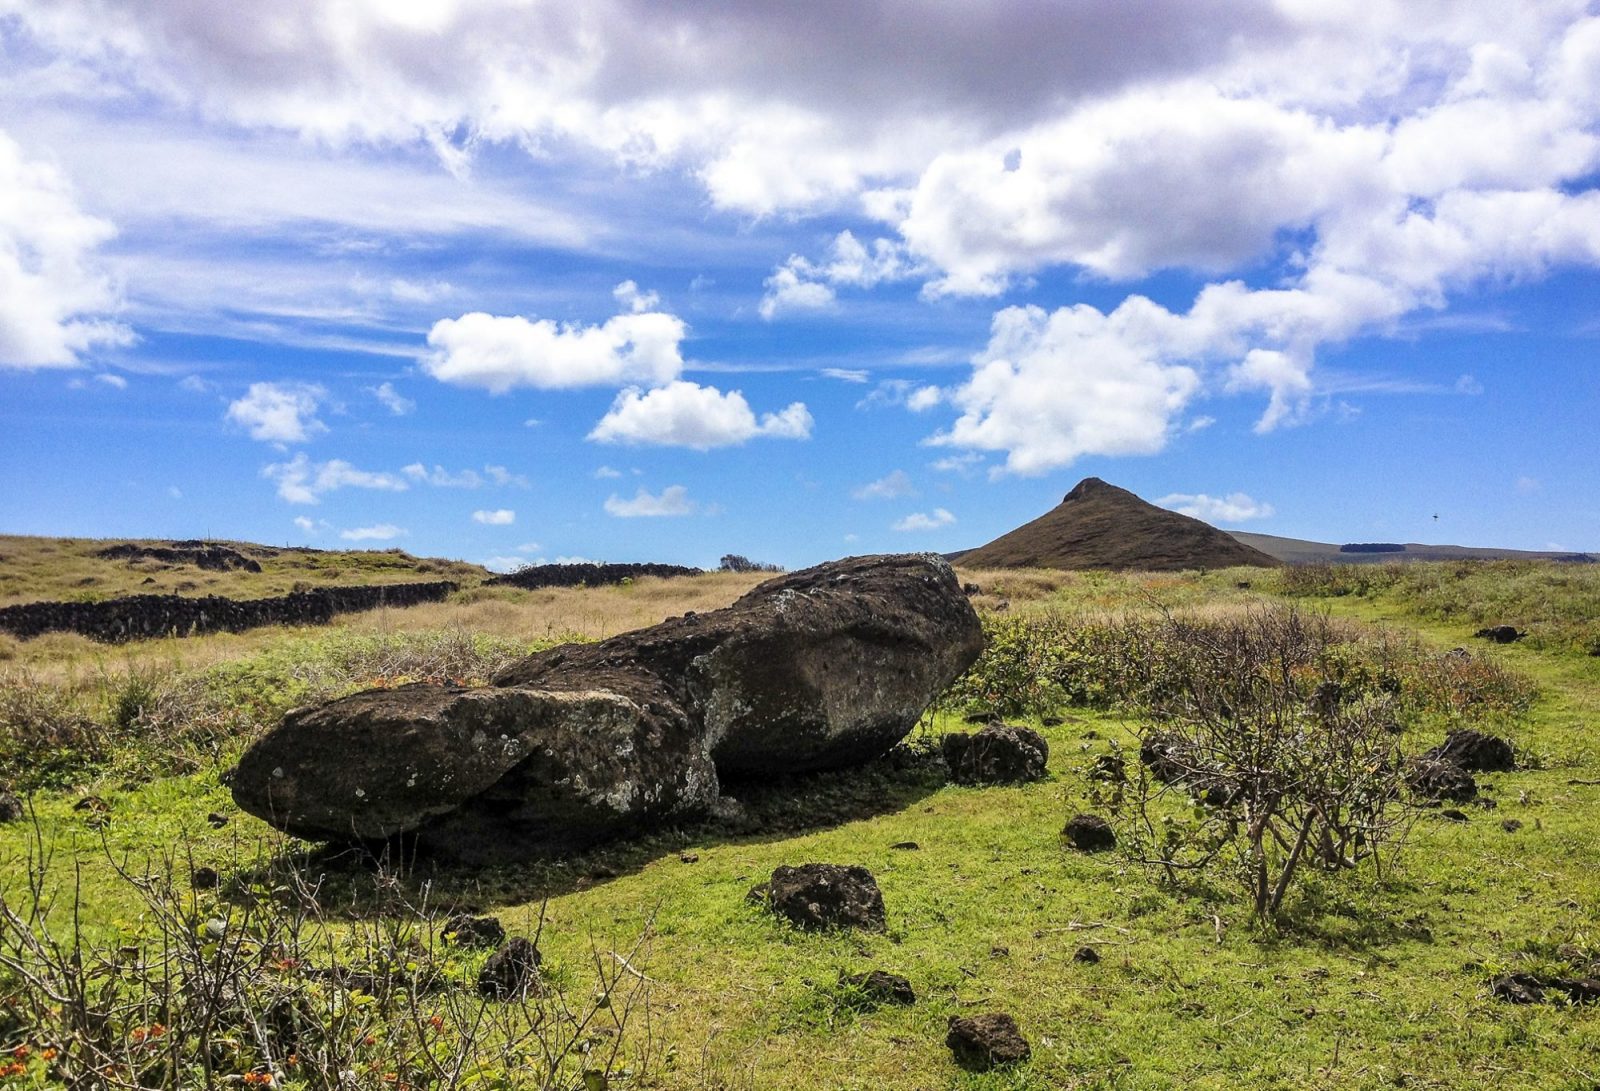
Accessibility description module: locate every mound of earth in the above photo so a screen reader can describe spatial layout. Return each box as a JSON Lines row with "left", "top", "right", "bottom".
{"left": 957, "top": 478, "right": 1280, "bottom": 572}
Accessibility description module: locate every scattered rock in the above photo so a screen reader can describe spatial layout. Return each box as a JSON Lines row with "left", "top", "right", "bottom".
{"left": 1407, "top": 758, "right": 1477, "bottom": 803}
{"left": 1501, "top": 818, "right": 1524, "bottom": 833}
{"left": 1491, "top": 972, "right": 1600, "bottom": 1006}
{"left": 1139, "top": 735, "right": 1194, "bottom": 784}
{"left": 191, "top": 866, "right": 219, "bottom": 890}
{"left": 72, "top": 795, "right": 109, "bottom": 813}
{"left": 1072, "top": 946, "right": 1101, "bottom": 964}
{"left": 1444, "top": 648, "right": 1472, "bottom": 662}
{"left": 1062, "top": 813, "right": 1116, "bottom": 853}
{"left": 843, "top": 970, "right": 915, "bottom": 1006}
{"left": 962, "top": 583, "right": 983, "bottom": 596}
{"left": 680, "top": 851, "right": 699, "bottom": 864}
{"left": 963, "top": 710, "right": 1001, "bottom": 725}
{"left": 1474, "top": 625, "right": 1524, "bottom": 644}
{"left": 946, "top": 1013, "right": 1031, "bottom": 1071}
{"left": 766, "top": 863, "right": 886, "bottom": 932}
{"left": 941, "top": 724, "right": 1048, "bottom": 785}
{"left": 0, "top": 792, "right": 23, "bottom": 823}
{"left": 478, "top": 938, "right": 543, "bottom": 1000}
{"left": 205, "top": 811, "right": 229, "bottom": 829}
{"left": 441, "top": 914, "right": 506, "bottom": 948}
{"left": 233, "top": 555, "right": 983, "bottom": 861}
{"left": 890, "top": 841, "right": 920, "bottom": 851}
{"left": 1440, "top": 809, "right": 1469, "bottom": 823}
{"left": 1087, "top": 753, "right": 1127, "bottom": 785}
{"left": 1422, "top": 730, "right": 1515, "bottom": 773}
{"left": 744, "top": 882, "right": 771, "bottom": 907}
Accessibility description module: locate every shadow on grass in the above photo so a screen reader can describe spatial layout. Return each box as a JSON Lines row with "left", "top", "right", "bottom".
{"left": 226, "top": 741, "right": 952, "bottom": 918}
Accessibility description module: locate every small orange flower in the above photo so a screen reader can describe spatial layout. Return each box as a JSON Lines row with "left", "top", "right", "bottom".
{"left": 363, "top": 1035, "right": 377, "bottom": 1047}
{"left": 9, "top": 1047, "right": 26, "bottom": 1060}
{"left": 427, "top": 1014, "right": 444, "bottom": 1030}
{"left": 41, "top": 1049, "right": 57, "bottom": 1061}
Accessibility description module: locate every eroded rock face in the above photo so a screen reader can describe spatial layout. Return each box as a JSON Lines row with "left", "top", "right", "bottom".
{"left": 941, "top": 724, "right": 1049, "bottom": 785}
{"left": 1422, "top": 729, "right": 1515, "bottom": 773}
{"left": 231, "top": 554, "right": 982, "bottom": 858}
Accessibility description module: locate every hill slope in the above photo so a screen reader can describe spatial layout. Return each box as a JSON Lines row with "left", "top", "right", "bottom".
{"left": 1230, "top": 530, "right": 1595, "bottom": 565}
{"left": 958, "top": 478, "right": 1281, "bottom": 571}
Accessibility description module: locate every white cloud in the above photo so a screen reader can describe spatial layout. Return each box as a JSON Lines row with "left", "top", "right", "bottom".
{"left": 1156, "top": 492, "right": 1275, "bottom": 523}
{"left": 593, "top": 465, "right": 623, "bottom": 479}
{"left": 340, "top": 523, "right": 406, "bottom": 541}
{"left": 484, "top": 465, "right": 529, "bottom": 487}
{"left": 852, "top": 470, "right": 917, "bottom": 501}
{"left": 1455, "top": 374, "right": 1485, "bottom": 395}
{"left": 226, "top": 381, "right": 328, "bottom": 444}
{"left": 482, "top": 555, "right": 527, "bottom": 573}
{"left": 905, "top": 385, "right": 942, "bottom": 412}
{"left": 94, "top": 372, "right": 127, "bottom": 389}
{"left": 371, "top": 381, "right": 415, "bottom": 415}
{"left": 0, "top": 129, "right": 129, "bottom": 369}
{"left": 612, "top": 279, "right": 660, "bottom": 313}
{"left": 472, "top": 508, "right": 516, "bottom": 525}
{"left": 262, "top": 453, "right": 409, "bottom": 504}
{"left": 761, "top": 231, "right": 924, "bottom": 317}
{"left": 821, "top": 368, "right": 869, "bottom": 383}
{"left": 424, "top": 309, "right": 686, "bottom": 394}
{"left": 604, "top": 485, "right": 696, "bottom": 518}
{"left": 178, "top": 375, "right": 213, "bottom": 393}
{"left": 893, "top": 508, "right": 956, "bottom": 532}
{"left": 388, "top": 278, "right": 452, "bottom": 303}
{"left": 1515, "top": 475, "right": 1541, "bottom": 494}
{"left": 292, "top": 515, "right": 323, "bottom": 533}
{"left": 403, "top": 463, "right": 483, "bottom": 488}
{"left": 930, "top": 452, "right": 985, "bottom": 475}
{"left": 588, "top": 381, "right": 813, "bottom": 449}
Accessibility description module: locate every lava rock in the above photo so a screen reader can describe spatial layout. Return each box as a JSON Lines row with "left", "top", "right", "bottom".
{"left": 1072, "top": 946, "right": 1101, "bottom": 964}
{"left": 1422, "top": 730, "right": 1515, "bottom": 773}
{"left": 1474, "top": 625, "right": 1525, "bottom": 644}
{"left": 1490, "top": 973, "right": 1545, "bottom": 1004}
{"left": 191, "top": 866, "right": 220, "bottom": 890}
{"left": 1062, "top": 813, "right": 1117, "bottom": 853}
{"left": 1407, "top": 758, "right": 1478, "bottom": 803}
{"left": 946, "top": 1013, "right": 1031, "bottom": 1071}
{"left": 0, "top": 792, "right": 22, "bottom": 823}
{"left": 441, "top": 914, "right": 506, "bottom": 948}
{"left": 766, "top": 863, "right": 886, "bottom": 932}
{"left": 1139, "top": 735, "right": 1197, "bottom": 784}
{"left": 1501, "top": 818, "right": 1524, "bottom": 833}
{"left": 1087, "top": 753, "right": 1127, "bottom": 785}
{"left": 941, "top": 724, "right": 1049, "bottom": 785}
{"left": 478, "top": 938, "right": 543, "bottom": 1000}
{"left": 843, "top": 969, "right": 915, "bottom": 1006}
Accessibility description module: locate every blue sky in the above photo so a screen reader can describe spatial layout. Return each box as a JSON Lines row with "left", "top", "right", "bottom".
{"left": 2, "top": 1, "right": 1598, "bottom": 570}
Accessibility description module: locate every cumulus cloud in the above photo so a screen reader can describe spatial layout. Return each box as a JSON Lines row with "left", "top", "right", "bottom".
{"left": 893, "top": 508, "right": 956, "bottom": 532}
{"left": 370, "top": 381, "right": 415, "bottom": 415}
{"left": 340, "top": 523, "right": 405, "bottom": 541}
{"left": 472, "top": 508, "right": 515, "bottom": 525}
{"left": 604, "top": 485, "right": 695, "bottom": 517}
{"left": 403, "top": 463, "right": 482, "bottom": 488}
{"left": 424, "top": 309, "right": 686, "bottom": 394}
{"left": 587, "top": 381, "right": 813, "bottom": 449}
{"left": 226, "top": 381, "right": 329, "bottom": 444}
{"left": 0, "top": 130, "right": 129, "bottom": 369}
{"left": 852, "top": 470, "right": 916, "bottom": 501}
{"left": 612, "top": 279, "right": 660, "bottom": 313}
{"left": 262, "top": 453, "right": 409, "bottom": 504}
{"left": 760, "top": 232, "right": 923, "bottom": 318}
{"left": 1157, "top": 492, "right": 1275, "bottom": 523}
{"left": 593, "top": 465, "right": 623, "bottom": 479}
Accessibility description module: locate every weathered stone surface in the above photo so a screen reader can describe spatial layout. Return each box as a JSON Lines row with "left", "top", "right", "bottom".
{"left": 1422, "top": 729, "right": 1515, "bottom": 773}
{"left": 478, "top": 938, "right": 543, "bottom": 1000}
{"left": 233, "top": 554, "right": 981, "bottom": 858}
{"left": 1407, "top": 758, "right": 1477, "bottom": 803}
{"left": 941, "top": 724, "right": 1049, "bottom": 785}
{"left": 0, "top": 792, "right": 22, "bottom": 823}
{"left": 1062, "top": 813, "right": 1117, "bottom": 852}
{"left": 844, "top": 970, "right": 915, "bottom": 1006}
{"left": 232, "top": 682, "right": 715, "bottom": 848}
{"left": 946, "top": 1013, "right": 1030, "bottom": 1070}
{"left": 495, "top": 553, "right": 984, "bottom": 776}
{"left": 441, "top": 914, "right": 506, "bottom": 948}
{"left": 767, "top": 863, "right": 886, "bottom": 932}
{"left": 1474, "top": 625, "right": 1524, "bottom": 644}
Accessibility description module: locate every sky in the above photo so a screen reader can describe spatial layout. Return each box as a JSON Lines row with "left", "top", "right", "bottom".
{"left": 1, "top": 1, "right": 1598, "bottom": 571}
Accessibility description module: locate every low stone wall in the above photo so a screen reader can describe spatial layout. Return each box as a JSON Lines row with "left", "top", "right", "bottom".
{"left": 485, "top": 562, "right": 700, "bottom": 590}
{"left": 0, "top": 581, "right": 458, "bottom": 643}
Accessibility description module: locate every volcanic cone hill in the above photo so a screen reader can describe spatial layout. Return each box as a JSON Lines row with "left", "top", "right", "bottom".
{"left": 957, "top": 478, "right": 1282, "bottom": 572}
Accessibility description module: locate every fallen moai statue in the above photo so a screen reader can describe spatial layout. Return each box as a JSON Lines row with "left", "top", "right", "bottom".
{"left": 231, "top": 554, "right": 983, "bottom": 861}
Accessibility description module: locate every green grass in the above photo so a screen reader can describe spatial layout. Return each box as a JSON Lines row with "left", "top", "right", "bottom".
{"left": 3, "top": 561, "right": 1600, "bottom": 1088}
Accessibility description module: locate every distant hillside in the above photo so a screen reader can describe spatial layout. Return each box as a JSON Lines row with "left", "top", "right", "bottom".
{"left": 1230, "top": 531, "right": 1596, "bottom": 566}
{"left": 957, "top": 478, "right": 1282, "bottom": 572}
{"left": 0, "top": 536, "right": 492, "bottom": 607}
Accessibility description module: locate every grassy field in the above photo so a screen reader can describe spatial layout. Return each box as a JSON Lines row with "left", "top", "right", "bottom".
{"left": 0, "top": 535, "right": 493, "bottom": 607}
{"left": 2, "top": 560, "right": 1599, "bottom": 1088}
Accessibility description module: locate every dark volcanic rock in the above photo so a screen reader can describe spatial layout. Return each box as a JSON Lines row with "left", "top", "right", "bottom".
{"left": 844, "top": 969, "right": 915, "bottom": 1006}
{"left": 1422, "top": 730, "right": 1515, "bottom": 773}
{"left": 1062, "top": 813, "right": 1117, "bottom": 852}
{"left": 441, "top": 914, "right": 506, "bottom": 948}
{"left": 232, "top": 554, "right": 981, "bottom": 859}
{"left": 1490, "top": 973, "right": 1545, "bottom": 1004}
{"left": 1407, "top": 758, "right": 1478, "bottom": 803}
{"left": 767, "top": 863, "right": 886, "bottom": 932}
{"left": 0, "top": 792, "right": 22, "bottom": 823}
{"left": 495, "top": 553, "right": 985, "bottom": 777}
{"left": 946, "top": 1013, "right": 1030, "bottom": 1071}
{"left": 941, "top": 724, "right": 1049, "bottom": 785}
{"left": 478, "top": 938, "right": 543, "bottom": 1000}
{"left": 1474, "top": 625, "right": 1524, "bottom": 644}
